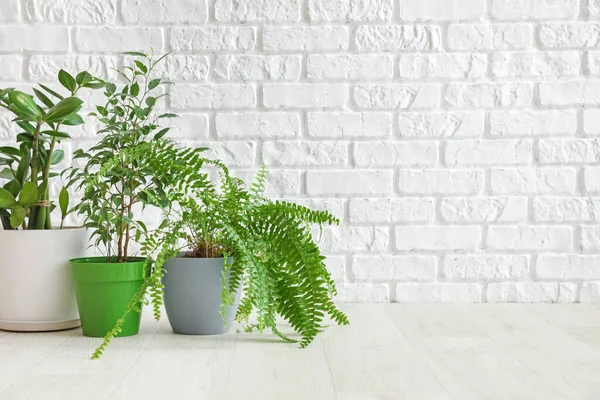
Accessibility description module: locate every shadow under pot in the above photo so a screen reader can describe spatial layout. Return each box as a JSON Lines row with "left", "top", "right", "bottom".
{"left": 163, "top": 257, "right": 240, "bottom": 335}
{"left": 70, "top": 257, "right": 149, "bottom": 338}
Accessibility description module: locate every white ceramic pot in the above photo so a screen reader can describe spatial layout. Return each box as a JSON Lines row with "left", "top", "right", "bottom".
{"left": 0, "top": 228, "right": 86, "bottom": 332}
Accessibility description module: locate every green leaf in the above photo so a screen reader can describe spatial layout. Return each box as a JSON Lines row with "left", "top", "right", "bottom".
{"left": 41, "top": 130, "right": 71, "bottom": 140}
{"left": 16, "top": 121, "right": 35, "bottom": 135}
{"left": 8, "top": 91, "right": 43, "bottom": 120}
{"left": 10, "top": 205, "right": 26, "bottom": 228}
{"left": 0, "top": 168, "right": 14, "bottom": 180}
{"left": 44, "top": 97, "right": 83, "bottom": 123}
{"left": 15, "top": 152, "right": 30, "bottom": 184}
{"left": 96, "top": 106, "right": 108, "bottom": 116}
{"left": 134, "top": 60, "right": 148, "bottom": 74}
{"left": 158, "top": 113, "right": 177, "bottom": 119}
{"left": 145, "top": 97, "right": 156, "bottom": 107}
{"left": 58, "top": 69, "right": 77, "bottom": 93}
{"left": 0, "top": 187, "right": 17, "bottom": 208}
{"left": 61, "top": 114, "right": 84, "bottom": 126}
{"left": 39, "top": 84, "right": 64, "bottom": 100}
{"left": 130, "top": 82, "right": 140, "bottom": 97}
{"left": 18, "top": 182, "right": 38, "bottom": 207}
{"left": 0, "top": 146, "right": 20, "bottom": 157}
{"left": 83, "top": 82, "right": 105, "bottom": 89}
{"left": 105, "top": 82, "right": 117, "bottom": 95}
{"left": 122, "top": 51, "right": 147, "bottom": 57}
{"left": 148, "top": 79, "right": 161, "bottom": 90}
{"left": 59, "top": 187, "right": 69, "bottom": 218}
{"left": 76, "top": 71, "right": 93, "bottom": 85}
{"left": 50, "top": 150, "right": 64, "bottom": 165}
{"left": 33, "top": 88, "right": 54, "bottom": 108}
{"left": 4, "top": 180, "right": 21, "bottom": 197}
{"left": 153, "top": 128, "right": 170, "bottom": 140}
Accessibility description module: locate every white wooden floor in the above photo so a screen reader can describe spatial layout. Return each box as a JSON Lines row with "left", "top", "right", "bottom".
{"left": 1, "top": 304, "right": 600, "bottom": 400}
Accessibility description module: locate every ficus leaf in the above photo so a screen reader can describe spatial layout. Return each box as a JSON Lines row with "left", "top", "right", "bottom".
{"left": 0, "top": 187, "right": 17, "bottom": 208}
{"left": 134, "top": 61, "right": 147, "bottom": 74}
{"left": 10, "top": 205, "right": 26, "bottom": 228}
{"left": 158, "top": 113, "right": 177, "bottom": 119}
{"left": 148, "top": 79, "right": 160, "bottom": 90}
{"left": 41, "top": 130, "right": 71, "bottom": 140}
{"left": 18, "top": 182, "right": 38, "bottom": 207}
{"left": 8, "top": 91, "right": 43, "bottom": 120}
{"left": 130, "top": 82, "right": 140, "bottom": 96}
{"left": 38, "top": 84, "right": 64, "bottom": 100}
{"left": 105, "top": 82, "right": 117, "bottom": 95}
{"left": 76, "top": 71, "right": 93, "bottom": 85}
{"left": 44, "top": 97, "right": 83, "bottom": 123}
{"left": 153, "top": 128, "right": 170, "bottom": 140}
{"left": 122, "top": 51, "right": 147, "bottom": 57}
{"left": 59, "top": 187, "right": 69, "bottom": 218}
{"left": 58, "top": 69, "right": 77, "bottom": 93}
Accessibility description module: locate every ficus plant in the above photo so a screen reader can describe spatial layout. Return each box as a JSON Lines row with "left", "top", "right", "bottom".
{"left": 90, "top": 140, "right": 349, "bottom": 358}
{"left": 0, "top": 70, "right": 103, "bottom": 230}
{"left": 66, "top": 51, "right": 176, "bottom": 262}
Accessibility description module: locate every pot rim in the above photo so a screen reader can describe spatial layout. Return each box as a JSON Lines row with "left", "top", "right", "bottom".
{"left": 0, "top": 226, "right": 86, "bottom": 233}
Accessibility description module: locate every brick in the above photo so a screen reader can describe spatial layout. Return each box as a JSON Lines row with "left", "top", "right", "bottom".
{"left": 354, "top": 141, "right": 438, "bottom": 167}
{"left": 0, "top": 56, "right": 22, "bottom": 81}
{"left": 216, "top": 112, "right": 299, "bottom": 138}
{"left": 122, "top": 0, "right": 207, "bottom": 23}
{"left": 490, "top": 110, "right": 577, "bottom": 136}
{"left": 232, "top": 169, "right": 300, "bottom": 195}
{"left": 170, "top": 84, "right": 256, "bottom": 109}
{"left": 487, "top": 226, "right": 572, "bottom": 250}
{"left": 307, "top": 55, "right": 393, "bottom": 80}
{"left": 214, "top": 55, "right": 301, "bottom": 81}
{"left": 490, "top": 168, "right": 576, "bottom": 194}
{"left": 399, "top": 169, "right": 483, "bottom": 195}
{"left": 491, "top": 0, "right": 578, "bottom": 20}
{"left": 400, "top": 0, "right": 486, "bottom": 21}
{"left": 395, "top": 226, "right": 481, "bottom": 250}
{"left": 398, "top": 112, "right": 484, "bottom": 137}
{"left": 444, "top": 255, "right": 529, "bottom": 280}
{"left": 352, "top": 255, "right": 436, "bottom": 281}
{"left": 540, "top": 81, "right": 600, "bottom": 106}
{"left": 1, "top": 0, "right": 20, "bottom": 21}
{"left": 355, "top": 25, "right": 442, "bottom": 51}
{"left": 263, "top": 141, "right": 348, "bottom": 166}
{"left": 589, "top": 51, "right": 600, "bottom": 76}
{"left": 539, "top": 139, "right": 600, "bottom": 163}
{"left": 74, "top": 27, "right": 162, "bottom": 52}
{"left": 264, "top": 84, "right": 347, "bottom": 108}
{"left": 263, "top": 27, "right": 348, "bottom": 52}
{"left": 448, "top": 24, "right": 533, "bottom": 50}
{"left": 349, "top": 198, "right": 435, "bottom": 223}
{"left": 538, "top": 255, "right": 600, "bottom": 279}
{"left": 309, "top": 0, "right": 391, "bottom": 21}
{"left": 335, "top": 284, "right": 389, "bottom": 303}
{"left": 534, "top": 197, "right": 600, "bottom": 222}
{"left": 584, "top": 109, "right": 600, "bottom": 135}
{"left": 540, "top": 22, "right": 600, "bottom": 48}
{"left": 152, "top": 55, "right": 209, "bottom": 81}
{"left": 215, "top": 0, "right": 300, "bottom": 21}
{"left": 446, "top": 140, "right": 532, "bottom": 166}
{"left": 399, "top": 54, "right": 486, "bottom": 79}
{"left": 203, "top": 141, "right": 256, "bottom": 167}
{"left": 167, "top": 114, "right": 209, "bottom": 139}
{"left": 582, "top": 226, "right": 600, "bottom": 250}
{"left": 395, "top": 283, "right": 482, "bottom": 302}
{"left": 171, "top": 27, "right": 255, "bottom": 51}
{"left": 308, "top": 112, "right": 392, "bottom": 138}
{"left": 445, "top": 83, "right": 533, "bottom": 108}
{"left": 0, "top": 27, "right": 69, "bottom": 52}
{"left": 487, "top": 283, "right": 562, "bottom": 303}
{"left": 591, "top": 0, "right": 600, "bottom": 17}
{"left": 321, "top": 227, "right": 389, "bottom": 252}
{"left": 324, "top": 256, "right": 345, "bottom": 282}
{"left": 584, "top": 167, "right": 600, "bottom": 192}
{"left": 26, "top": 0, "right": 116, "bottom": 23}
{"left": 30, "top": 55, "right": 117, "bottom": 84}
{"left": 306, "top": 170, "right": 392, "bottom": 195}
{"left": 492, "top": 52, "right": 580, "bottom": 77}
{"left": 441, "top": 197, "right": 527, "bottom": 223}
{"left": 581, "top": 282, "right": 600, "bottom": 303}
{"left": 354, "top": 84, "right": 440, "bottom": 109}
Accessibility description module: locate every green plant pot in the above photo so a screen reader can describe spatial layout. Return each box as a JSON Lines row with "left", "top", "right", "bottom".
{"left": 70, "top": 257, "right": 148, "bottom": 338}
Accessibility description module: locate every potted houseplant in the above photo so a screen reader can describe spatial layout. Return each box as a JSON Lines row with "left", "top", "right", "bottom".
{"left": 66, "top": 51, "right": 175, "bottom": 338}
{"left": 0, "top": 70, "right": 103, "bottom": 332}
{"left": 90, "top": 141, "right": 349, "bottom": 358}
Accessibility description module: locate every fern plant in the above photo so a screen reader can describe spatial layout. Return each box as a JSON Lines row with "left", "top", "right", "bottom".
{"left": 91, "top": 140, "right": 349, "bottom": 358}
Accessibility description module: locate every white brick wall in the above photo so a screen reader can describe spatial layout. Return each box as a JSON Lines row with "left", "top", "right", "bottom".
{"left": 2, "top": 0, "right": 600, "bottom": 303}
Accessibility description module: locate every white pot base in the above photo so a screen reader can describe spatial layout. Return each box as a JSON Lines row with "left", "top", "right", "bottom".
{"left": 0, "top": 319, "right": 80, "bottom": 332}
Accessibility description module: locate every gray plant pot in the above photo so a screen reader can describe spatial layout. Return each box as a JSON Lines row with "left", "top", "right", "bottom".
{"left": 163, "top": 257, "right": 240, "bottom": 335}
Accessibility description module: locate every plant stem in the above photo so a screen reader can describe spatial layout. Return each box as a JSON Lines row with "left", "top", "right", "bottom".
{"left": 27, "top": 122, "right": 42, "bottom": 230}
